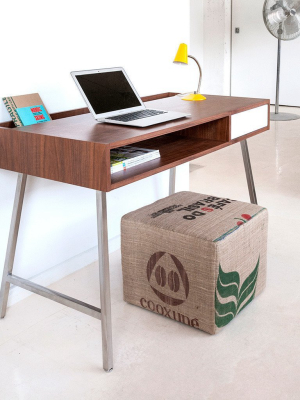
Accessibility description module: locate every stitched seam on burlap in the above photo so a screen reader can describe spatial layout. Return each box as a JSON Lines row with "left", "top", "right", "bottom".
{"left": 213, "top": 241, "right": 220, "bottom": 334}
{"left": 213, "top": 208, "right": 267, "bottom": 242}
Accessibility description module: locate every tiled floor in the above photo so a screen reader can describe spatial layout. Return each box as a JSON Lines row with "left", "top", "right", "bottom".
{"left": 1, "top": 106, "right": 300, "bottom": 399}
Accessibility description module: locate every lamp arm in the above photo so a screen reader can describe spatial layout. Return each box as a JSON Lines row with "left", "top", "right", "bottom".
{"left": 188, "top": 55, "right": 202, "bottom": 94}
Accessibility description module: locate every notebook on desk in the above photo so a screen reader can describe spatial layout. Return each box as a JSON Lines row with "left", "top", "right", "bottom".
{"left": 71, "top": 67, "right": 190, "bottom": 127}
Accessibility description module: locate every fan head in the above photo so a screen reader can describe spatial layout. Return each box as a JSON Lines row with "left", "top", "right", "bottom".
{"left": 263, "top": 0, "right": 300, "bottom": 40}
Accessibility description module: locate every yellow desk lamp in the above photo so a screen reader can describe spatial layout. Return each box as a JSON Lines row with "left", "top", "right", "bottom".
{"left": 173, "top": 43, "right": 206, "bottom": 101}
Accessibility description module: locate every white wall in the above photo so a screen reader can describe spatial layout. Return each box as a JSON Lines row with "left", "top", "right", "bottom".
{"left": 189, "top": 0, "right": 204, "bottom": 93}
{"left": 190, "top": 0, "right": 231, "bottom": 96}
{"left": 191, "top": 0, "right": 300, "bottom": 105}
{"left": 0, "top": 0, "right": 190, "bottom": 305}
{"left": 0, "top": 1, "right": 191, "bottom": 120}
{"left": 232, "top": 0, "right": 300, "bottom": 106}
{"left": 202, "top": 0, "right": 231, "bottom": 95}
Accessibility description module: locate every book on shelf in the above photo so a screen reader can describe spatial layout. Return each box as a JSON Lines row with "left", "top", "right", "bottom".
{"left": 2, "top": 93, "right": 51, "bottom": 127}
{"left": 110, "top": 146, "right": 160, "bottom": 174}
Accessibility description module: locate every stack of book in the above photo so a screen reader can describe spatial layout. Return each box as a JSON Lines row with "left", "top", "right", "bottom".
{"left": 110, "top": 146, "right": 160, "bottom": 174}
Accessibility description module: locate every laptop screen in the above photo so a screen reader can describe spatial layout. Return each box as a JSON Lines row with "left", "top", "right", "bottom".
{"left": 75, "top": 70, "right": 142, "bottom": 115}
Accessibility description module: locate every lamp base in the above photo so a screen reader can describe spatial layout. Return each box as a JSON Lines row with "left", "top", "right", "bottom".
{"left": 181, "top": 93, "right": 206, "bottom": 101}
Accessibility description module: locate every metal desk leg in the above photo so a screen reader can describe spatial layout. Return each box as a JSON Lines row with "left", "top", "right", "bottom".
{"left": 169, "top": 167, "right": 176, "bottom": 195}
{"left": 96, "top": 191, "right": 113, "bottom": 372}
{"left": 240, "top": 140, "right": 258, "bottom": 205}
{"left": 0, "top": 173, "right": 27, "bottom": 318}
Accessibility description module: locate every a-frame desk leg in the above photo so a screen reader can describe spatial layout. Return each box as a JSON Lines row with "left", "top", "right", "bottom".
{"left": 169, "top": 167, "right": 176, "bottom": 195}
{"left": 240, "top": 139, "right": 258, "bottom": 205}
{"left": 96, "top": 191, "right": 113, "bottom": 372}
{"left": 0, "top": 173, "right": 27, "bottom": 318}
{"left": 0, "top": 174, "right": 113, "bottom": 372}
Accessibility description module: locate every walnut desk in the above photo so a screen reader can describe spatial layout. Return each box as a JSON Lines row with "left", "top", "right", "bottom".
{"left": 0, "top": 93, "right": 270, "bottom": 372}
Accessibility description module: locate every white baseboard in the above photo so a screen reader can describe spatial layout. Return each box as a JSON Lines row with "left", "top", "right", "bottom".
{"left": 7, "top": 234, "right": 121, "bottom": 307}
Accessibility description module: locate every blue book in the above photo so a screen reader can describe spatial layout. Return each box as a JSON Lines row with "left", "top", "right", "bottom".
{"left": 16, "top": 105, "right": 51, "bottom": 126}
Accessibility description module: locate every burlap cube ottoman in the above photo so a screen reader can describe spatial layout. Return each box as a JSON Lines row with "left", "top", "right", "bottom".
{"left": 121, "top": 191, "right": 268, "bottom": 334}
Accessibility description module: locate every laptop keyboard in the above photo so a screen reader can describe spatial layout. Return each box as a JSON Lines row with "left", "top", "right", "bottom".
{"left": 106, "top": 109, "right": 167, "bottom": 122}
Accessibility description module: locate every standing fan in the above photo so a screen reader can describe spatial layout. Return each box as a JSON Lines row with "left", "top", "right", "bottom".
{"left": 263, "top": 0, "right": 300, "bottom": 121}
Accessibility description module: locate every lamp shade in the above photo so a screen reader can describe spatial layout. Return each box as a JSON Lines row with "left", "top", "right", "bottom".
{"left": 173, "top": 43, "right": 188, "bottom": 64}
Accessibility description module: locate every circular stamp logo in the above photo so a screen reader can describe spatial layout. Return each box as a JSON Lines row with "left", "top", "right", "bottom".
{"left": 146, "top": 252, "right": 189, "bottom": 306}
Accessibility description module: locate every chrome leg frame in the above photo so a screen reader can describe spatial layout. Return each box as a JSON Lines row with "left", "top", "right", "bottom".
{"left": 96, "top": 191, "right": 113, "bottom": 372}
{"left": 0, "top": 173, "right": 27, "bottom": 318}
{"left": 169, "top": 167, "right": 176, "bottom": 195}
{"left": 240, "top": 140, "right": 258, "bottom": 205}
{"left": 0, "top": 174, "right": 113, "bottom": 372}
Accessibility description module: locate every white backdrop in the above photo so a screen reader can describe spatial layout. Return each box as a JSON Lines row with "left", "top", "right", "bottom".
{"left": 232, "top": 0, "right": 300, "bottom": 106}
{"left": 190, "top": 0, "right": 231, "bottom": 96}
{"left": 191, "top": 0, "right": 300, "bottom": 104}
{"left": 0, "top": 0, "right": 190, "bottom": 305}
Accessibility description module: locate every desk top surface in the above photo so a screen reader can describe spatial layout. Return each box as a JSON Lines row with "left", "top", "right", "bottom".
{"left": 14, "top": 94, "right": 269, "bottom": 148}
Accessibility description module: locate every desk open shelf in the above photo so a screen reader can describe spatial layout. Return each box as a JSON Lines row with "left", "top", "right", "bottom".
{"left": 110, "top": 115, "right": 230, "bottom": 189}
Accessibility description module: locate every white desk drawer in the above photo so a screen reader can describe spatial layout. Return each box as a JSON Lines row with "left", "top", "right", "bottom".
{"left": 231, "top": 104, "right": 269, "bottom": 140}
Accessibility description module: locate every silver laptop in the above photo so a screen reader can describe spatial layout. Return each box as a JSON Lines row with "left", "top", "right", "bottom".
{"left": 71, "top": 67, "right": 190, "bottom": 127}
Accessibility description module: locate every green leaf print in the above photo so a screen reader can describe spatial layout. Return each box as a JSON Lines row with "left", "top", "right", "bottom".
{"left": 215, "top": 257, "right": 260, "bottom": 328}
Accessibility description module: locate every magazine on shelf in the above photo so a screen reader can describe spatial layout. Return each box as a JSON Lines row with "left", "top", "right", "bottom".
{"left": 110, "top": 146, "right": 160, "bottom": 174}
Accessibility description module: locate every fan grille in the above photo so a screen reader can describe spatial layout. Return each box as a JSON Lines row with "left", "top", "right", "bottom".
{"left": 263, "top": 0, "right": 300, "bottom": 40}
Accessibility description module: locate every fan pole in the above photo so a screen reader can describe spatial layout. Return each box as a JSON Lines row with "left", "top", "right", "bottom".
{"left": 275, "top": 37, "right": 281, "bottom": 115}
{"left": 270, "top": 31, "right": 300, "bottom": 121}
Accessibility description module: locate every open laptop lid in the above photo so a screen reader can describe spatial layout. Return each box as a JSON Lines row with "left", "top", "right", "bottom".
{"left": 70, "top": 67, "right": 145, "bottom": 120}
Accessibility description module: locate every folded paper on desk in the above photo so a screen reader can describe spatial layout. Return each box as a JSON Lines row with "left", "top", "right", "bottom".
{"left": 2, "top": 93, "right": 51, "bottom": 127}
{"left": 111, "top": 146, "right": 160, "bottom": 174}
